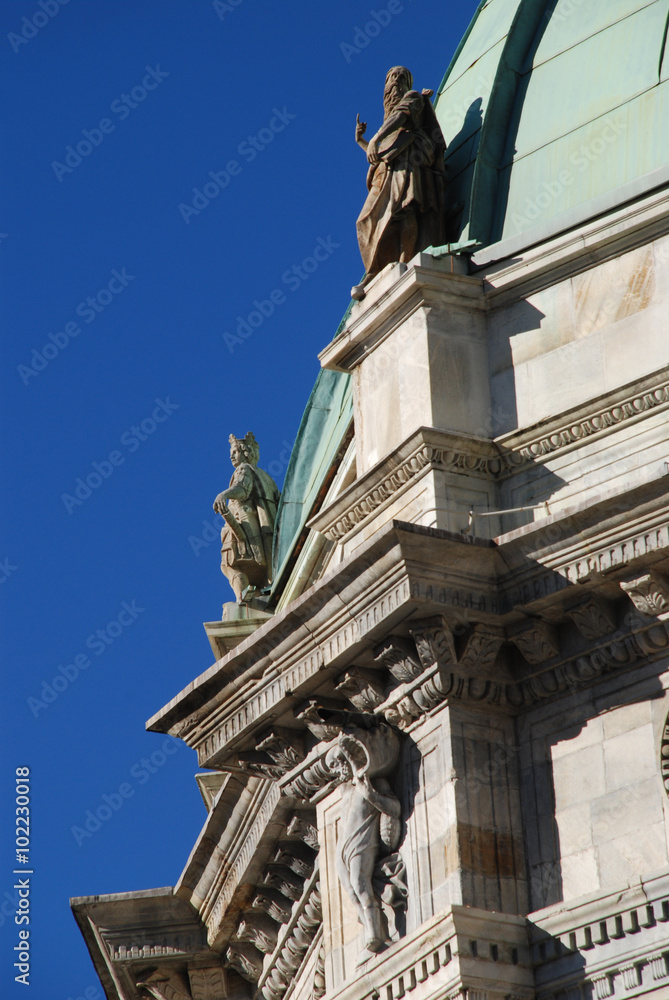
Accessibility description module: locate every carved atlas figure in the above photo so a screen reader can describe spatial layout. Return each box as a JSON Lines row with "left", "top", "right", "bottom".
{"left": 213, "top": 432, "right": 281, "bottom": 603}
{"left": 352, "top": 65, "right": 447, "bottom": 300}
{"left": 326, "top": 724, "right": 405, "bottom": 964}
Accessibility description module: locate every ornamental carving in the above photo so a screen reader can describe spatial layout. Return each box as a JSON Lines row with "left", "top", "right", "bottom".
{"left": 509, "top": 621, "right": 559, "bottom": 665}
{"left": 137, "top": 971, "right": 192, "bottom": 1000}
{"left": 410, "top": 618, "right": 456, "bottom": 670}
{"left": 620, "top": 571, "right": 669, "bottom": 617}
{"left": 565, "top": 596, "right": 617, "bottom": 640}
{"left": 374, "top": 636, "right": 424, "bottom": 682}
{"left": 238, "top": 729, "right": 306, "bottom": 780}
{"left": 335, "top": 667, "right": 387, "bottom": 712}
{"left": 260, "top": 886, "right": 322, "bottom": 1000}
{"left": 325, "top": 724, "right": 406, "bottom": 964}
{"left": 660, "top": 711, "right": 669, "bottom": 796}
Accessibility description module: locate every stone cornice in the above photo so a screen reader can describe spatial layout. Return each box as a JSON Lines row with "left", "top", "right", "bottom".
{"left": 323, "top": 906, "right": 533, "bottom": 1000}
{"left": 150, "top": 496, "right": 669, "bottom": 773}
{"left": 477, "top": 182, "right": 669, "bottom": 305}
{"left": 147, "top": 522, "right": 500, "bottom": 751}
{"left": 497, "top": 368, "right": 669, "bottom": 474}
{"left": 307, "top": 427, "right": 501, "bottom": 541}
{"left": 530, "top": 868, "right": 669, "bottom": 999}
{"left": 308, "top": 371, "right": 669, "bottom": 546}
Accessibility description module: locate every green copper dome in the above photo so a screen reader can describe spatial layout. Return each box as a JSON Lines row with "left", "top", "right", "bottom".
{"left": 435, "top": 0, "right": 669, "bottom": 255}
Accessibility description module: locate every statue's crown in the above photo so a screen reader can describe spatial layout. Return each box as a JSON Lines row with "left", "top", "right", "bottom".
{"left": 229, "top": 431, "right": 259, "bottom": 463}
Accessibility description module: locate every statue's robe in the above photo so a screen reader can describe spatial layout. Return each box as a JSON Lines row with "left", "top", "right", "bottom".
{"left": 356, "top": 90, "right": 447, "bottom": 278}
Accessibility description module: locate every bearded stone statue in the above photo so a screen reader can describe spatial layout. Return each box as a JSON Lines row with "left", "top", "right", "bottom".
{"left": 353, "top": 66, "right": 447, "bottom": 300}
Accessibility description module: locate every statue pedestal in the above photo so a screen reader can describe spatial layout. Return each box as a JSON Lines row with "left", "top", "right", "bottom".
{"left": 204, "top": 602, "right": 272, "bottom": 660}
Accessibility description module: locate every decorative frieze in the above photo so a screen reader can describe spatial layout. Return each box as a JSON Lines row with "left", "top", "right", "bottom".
{"left": 502, "top": 380, "right": 669, "bottom": 469}
{"left": 320, "top": 442, "right": 502, "bottom": 542}
{"left": 619, "top": 964, "right": 641, "bottom": 988}
{"left": 589, "top": 973, "right": 613, "bottom": 998}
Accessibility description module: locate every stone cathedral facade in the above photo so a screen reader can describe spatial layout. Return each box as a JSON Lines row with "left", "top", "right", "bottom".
{"left": 72, "top": 2, "right": 669, "bottom": 998}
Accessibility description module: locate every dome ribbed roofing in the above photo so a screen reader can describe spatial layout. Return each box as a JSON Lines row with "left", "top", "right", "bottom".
{"left": 435, "top": 0, "right": 669, "bottom": 255}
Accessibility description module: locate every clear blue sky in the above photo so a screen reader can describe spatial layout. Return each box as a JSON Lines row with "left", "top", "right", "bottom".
{"left": 0, "top": 2, "right": 478, "bottom": 996}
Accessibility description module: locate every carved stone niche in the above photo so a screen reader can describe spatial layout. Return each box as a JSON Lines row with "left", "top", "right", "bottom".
{"left": 620, "top": 570, "right": 669, "bottom": 618}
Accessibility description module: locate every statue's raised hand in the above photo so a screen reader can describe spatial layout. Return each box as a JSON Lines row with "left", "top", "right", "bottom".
{"left": 355, "top": 113, "right": 367, "bottom": 144}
